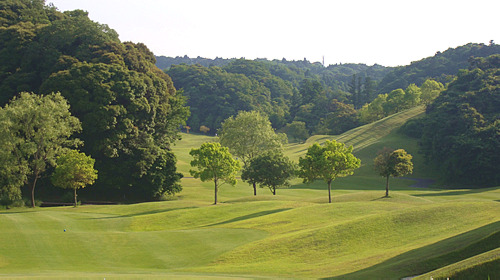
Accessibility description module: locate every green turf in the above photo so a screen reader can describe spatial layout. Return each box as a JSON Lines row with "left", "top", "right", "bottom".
{"left": 1, "top": 107, "right": 499, "bottom": 279}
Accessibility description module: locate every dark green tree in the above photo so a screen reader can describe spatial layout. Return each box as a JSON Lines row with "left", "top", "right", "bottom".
{"left": 374, "top": 148, "right": 413, "bottom": 197}
{"left": 241, "top": 151, "right": 296, "bottom": 195}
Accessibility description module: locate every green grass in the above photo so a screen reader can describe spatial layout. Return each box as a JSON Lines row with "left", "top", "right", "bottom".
{"left": 1, "top": 107, "right": 499, "bottom": 279}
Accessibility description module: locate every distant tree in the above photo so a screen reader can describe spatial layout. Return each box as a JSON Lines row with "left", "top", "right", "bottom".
{"left": 51, "top": 150, "right": 98, "bottom": 207}
{"left": 403, "top": 84, "right": 421, "bottom": 108}
{"left": 199, "top": 125, "right": 210, "bottom": 134}
{"left": 420, "top": 79, "right": 444, "bottom": 105}
{"left": 283, "top": 121, "right": 309, "bottom": 143}
{"left": 298, "top": 140, "right": 361, "bottom": 203}
{"left": 219, "top": 111, "right": 286, "bottom": 165}
{"left": 374, "top": 148, "right": 413, "bottom": 197}
{"left": 241, "top": 151, "right": 296, "bottom": 195}
{"left": 189, "top": 142, "right": 240, "bottom": 204}
{"left": 0, "top": 92, "right": 81, "bottom": 207}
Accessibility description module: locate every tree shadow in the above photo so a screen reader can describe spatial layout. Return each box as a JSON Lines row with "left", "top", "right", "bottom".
{"left": 205, "top": 208, "right": 292, "bottom": 227}
{"left": 89, "top": 206, "right": 199, "bottom": 219}
{"left": 323, "top": 221, "right": 500, "bottom": 280}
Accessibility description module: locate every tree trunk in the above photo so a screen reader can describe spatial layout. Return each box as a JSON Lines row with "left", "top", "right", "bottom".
{"left": 30, "top": 173, "right": 39, "bottom": 208}
{"left": 272, "top": 186, "right": 276, "bottom": 195}
{"left": 74, "top": 188, "right": 78, "bottom": 207}
{"left": 328, "top": 180, "right": 332, "bottom": 203}
{"left": 385, "top": 175, "right": 390, "bottom": 197}
{"left": 214, "top": 178, "right": 218, "bottom": 205}
{"left": 253, "top": 182, "right": 257, "bottom": 196}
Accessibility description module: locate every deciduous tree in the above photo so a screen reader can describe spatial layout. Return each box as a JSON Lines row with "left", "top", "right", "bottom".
{"left": 189, "top": 142, "right": 240, "bottom": 204}
{"left": 51, "top": 150, "right": 98, "bottom": 207}
{"left": 374, "top": 148, "right": 413, "bottom": 197}
{"left": 0, "top": 92, "right": 81, "bottom": 207}
{"left": 219, "top": 111, "right": 286, "bottom": 166}
{"left": 298, "top": 140, "right": 361, "bottom": 203}
{"left": 241, "top": 151, "right": 296, "bottom": 195}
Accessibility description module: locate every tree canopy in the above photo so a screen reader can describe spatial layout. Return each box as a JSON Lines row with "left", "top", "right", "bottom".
{"left": 218, "top": 111, "right": 287, "bottom": 166}
{"left": 241, "top": 151, "right": 296, "bottom": 195}
{"left": 0, "top": 0, "right": 189, "bottom": 202}
{"left": 298, "top": 140, "right": 361, "bottom": 203}
{"left": 189, "top": 142, "right": 240, "bottom": 205}
{"left": 374, "top": 148, "right": 413, "bottom": 197}
{"left": 0, "top": 92, "right": 81, "bottom": 207}
{"left": 415, "top": 55, "right": 500, "bottom": 186}
{"left": 51, "top": 150, "right": 98, "bottom": 207}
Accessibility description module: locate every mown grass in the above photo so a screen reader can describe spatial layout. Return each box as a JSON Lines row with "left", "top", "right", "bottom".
{"left": 1, "top": 107, "right": 499, "bottom": 279}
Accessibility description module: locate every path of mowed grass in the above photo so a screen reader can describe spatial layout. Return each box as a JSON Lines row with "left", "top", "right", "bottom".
{"left": 1, "top": 106, "right": 499, "bottom": 279}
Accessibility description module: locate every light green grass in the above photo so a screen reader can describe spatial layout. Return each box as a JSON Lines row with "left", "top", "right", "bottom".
{"left": 1, "top": 107, "right": 499, "bottom": 279}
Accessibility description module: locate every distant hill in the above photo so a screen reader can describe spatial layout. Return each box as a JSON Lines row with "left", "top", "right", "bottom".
{"left": 377, "top": 42, "right": 500, "bottom": 93}
{"left": 156, "top": 42, "right": 500, "bottom": 95}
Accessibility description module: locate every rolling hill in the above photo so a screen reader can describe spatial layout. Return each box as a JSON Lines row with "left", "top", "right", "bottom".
{"left": 1, "top": 107, "right": 499, "bottom": 279}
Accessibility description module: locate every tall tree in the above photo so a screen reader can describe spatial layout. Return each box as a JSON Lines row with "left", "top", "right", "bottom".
{"left": 0, "top": 92, "right": 81, "bottom": 207}
{"left": 374, "top": 148, "right": 413, "bottom": 197}
{"left": 218, "top": 111, "right": 286, "bottom": 195}
{"left": 298, "top": 140, "right": 361, "bottom": 203}
{"left": 189, "top": 142, "right": 240, "bottom": 205}
{"left": 241, "top": 151, "right": 296, "bottom": 195}
{"left": 51, "top": 150, "right": 98, "bottom": 207}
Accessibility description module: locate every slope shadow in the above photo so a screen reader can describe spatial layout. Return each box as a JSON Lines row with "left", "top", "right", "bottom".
{"left": 324, "top": 221, "right": 500, "bottom": 280}
{"left": 205, "top": 208, "right": 292, "bottom": 227}
{"left": 88, "top": 206, "right": 199, "bottom": 219}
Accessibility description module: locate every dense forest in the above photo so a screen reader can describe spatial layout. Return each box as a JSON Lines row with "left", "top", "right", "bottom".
{"left": 159, "top": 43, "right": 500, "bottom": 136}
{"left": 0, "top": 0, "right": 189, "bottom": 203}
{"left": 0, "top": 0, "right": 499, "bottom": 207}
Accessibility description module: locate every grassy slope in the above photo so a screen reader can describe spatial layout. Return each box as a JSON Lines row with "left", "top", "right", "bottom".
{"left": 1, "top": 106, "right": 499, "bottom": 279}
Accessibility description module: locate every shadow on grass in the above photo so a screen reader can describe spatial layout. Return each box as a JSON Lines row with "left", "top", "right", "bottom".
{"left": 414, "top": 188, "right": 494, "bottom": 197}
{"left": 324, "top": 221, "right": 500, "bottom": 280}
{"left": 89, "top": 206, "right": 199, "bottom": 219}
{"left": 205, "top": 208, "right": 292, "bottom": 227}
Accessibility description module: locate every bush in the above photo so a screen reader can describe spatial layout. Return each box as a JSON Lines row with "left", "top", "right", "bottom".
{"left": 399, "top": 119, "right": 424, "bottom": 138}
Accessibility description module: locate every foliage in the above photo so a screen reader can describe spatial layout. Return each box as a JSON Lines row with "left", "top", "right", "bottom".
{"left": 189, "top": 142, "right": 240, "bottom": 204}
{"left": 377, "top": 43, "right": 500, "bottom": 93}
{"left": 417, "top": 55, "right": 500, "bottom": 186}
{"left": 200, "top": 125, "right": 210, "bottom": 134}
{"left": 0, "top": 92, "right": 81, "bottom": 207}
{"left": 374, "top": 148, "right": 413, "bottom": 197}
{"left": 0, "top": 1, "right": 189, "bottom": 201}
{"left": 282, "top": 121, "right": 309, "bottom": 142}
{"left": 241, "top": 151, "right": 296, "bottom": 195}
{"left": 218, "top": 111, "right": 287, "bottom": 165}
{"left": 51, "top": 150, "right": 97, "bottom": 206}
{"left": 298, "top": 140, "right": 361, "bottom": 203}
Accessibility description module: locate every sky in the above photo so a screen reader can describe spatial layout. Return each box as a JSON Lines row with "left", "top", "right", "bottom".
{"left": 48, "top": 0, "right": 499, "bottom": 67}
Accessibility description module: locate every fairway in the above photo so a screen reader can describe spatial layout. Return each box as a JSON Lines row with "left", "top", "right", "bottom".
{"left": 1, "top": 108, "right": 499, "bottom": 279}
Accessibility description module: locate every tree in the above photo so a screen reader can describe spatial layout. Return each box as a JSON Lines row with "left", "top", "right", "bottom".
{"left": 374, "top": 148, "right": 413, "bottom": 197}
{"left": 283, "top": 121, "right": 309, "bottom": 143}
{"left": 189, "top": 142, "right": 240, "bottom": 204}
{"left": 219, "top": 110, "right": 286, "bottom": 195}
{"left": 420, "top": 79, "right": 444, "bottom": 105}
{"left": 241, "top": 151, "right": 296, "bottom": 195}
{"left": 0, "top": 92, "right": 81, "bottom": 207}
{"left": 199, "top": 125, "right": 210, "bottom": 134}
{"left": 298, "top": 140, "right": 361, "bottom": 203}
{"left": 219, "top": 111, "right": 287, "bottom": 166}
{"left": 51, "top": 150, "right": 98, "bottom": 207}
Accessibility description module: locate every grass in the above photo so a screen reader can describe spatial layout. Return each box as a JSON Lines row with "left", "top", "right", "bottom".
{"left": 1, "top": 107, "right": 499, "bottom": 279}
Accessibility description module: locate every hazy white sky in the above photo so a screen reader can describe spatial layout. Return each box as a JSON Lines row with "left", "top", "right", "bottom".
{"left": 48, "top": 0, "right": 499, "bottom": 67}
